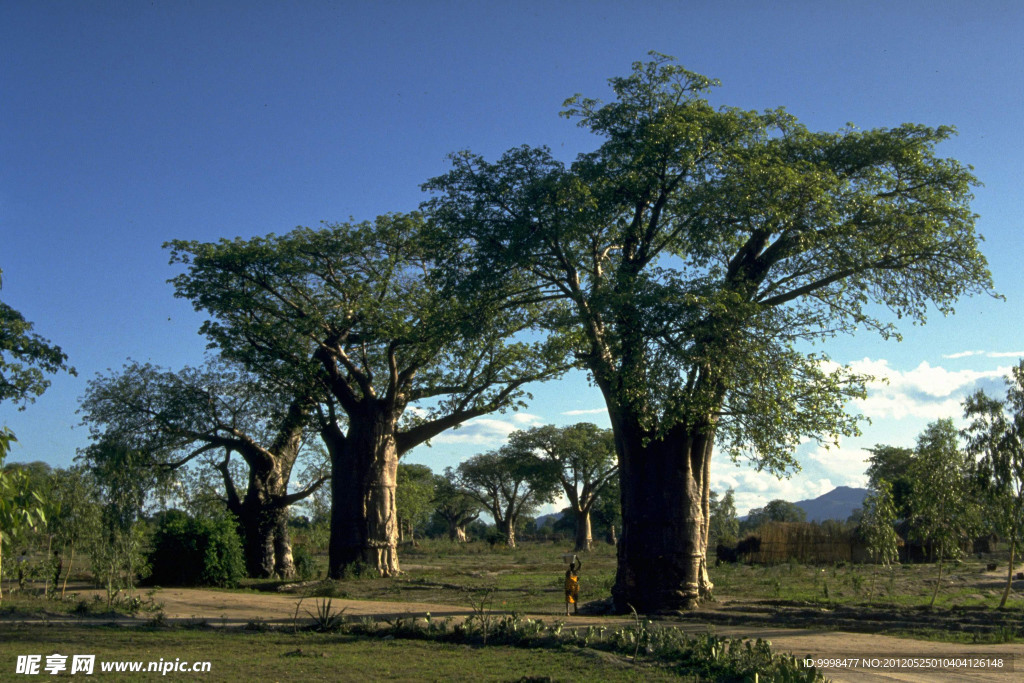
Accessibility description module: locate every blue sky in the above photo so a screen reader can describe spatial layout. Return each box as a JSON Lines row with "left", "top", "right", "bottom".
{"left": 2, "top": 1, "right": 1022, "bottom": 516}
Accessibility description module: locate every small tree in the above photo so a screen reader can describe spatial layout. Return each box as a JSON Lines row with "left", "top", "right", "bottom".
{"left": 507, "top": 423, "right": 618, "bottom": 551}
{"left": 962, "top": 360, "right": 1024, "bottom": 609}
{"left": 46, "top": 466, "right": 101, "bottom": 598}
{"left": 432, "top": 468, "right": 482, "bottom": 542}
{"left": 908, "top": 419, "right": 979, "bottom": 608}
{"left": 396, "top": 464, "right": 435, "bottom": 543}
{"left": 866, "top": 445, "right": 916, "bottom": 519}
{"left": 0, "top": 429, "right": 47, "bottom": 600}
{"left": 455, "top": 447, "right": 559, "bottom": 548}
{"left": 80, "top": 440, "right": 155, "bottom": 605}
{"left": 709, "top": 489, "right": 740, "bottom": 546}
{"left": 858, "top": 479, "right": 900, "bottom": 600}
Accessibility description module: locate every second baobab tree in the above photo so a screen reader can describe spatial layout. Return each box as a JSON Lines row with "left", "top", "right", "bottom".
{"left": 507, "top": 423, "right": 617, "bottom": 552}
{"left": 168, "top": 213, "right": 572, "bottom": 577}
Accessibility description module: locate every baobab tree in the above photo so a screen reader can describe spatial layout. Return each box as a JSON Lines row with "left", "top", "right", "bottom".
{"left": 507, "top": 423, "right": 617, "bottom": 551}
{"left": 79, "top": 359, "right": 326, "bottom": 578}
{"left": 425, "top": 54, "right": 994, "bottom": 611}
{"left": 168, "top": 213, "right": 572, "bottom": 576}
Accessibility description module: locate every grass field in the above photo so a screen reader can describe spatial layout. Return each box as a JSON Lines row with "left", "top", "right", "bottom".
{"left": 3, "top": 538, "right": 1023, "bottom": 680}
{"left": 0, "top": 625, "right": 700, "bottom": 682}
{"left": 279, "top": 538, "right": 1024, "bottom": 616}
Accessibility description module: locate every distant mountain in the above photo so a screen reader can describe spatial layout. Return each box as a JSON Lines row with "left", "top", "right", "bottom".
{"left": 534, "top": 511, "right": 565, "bottom": 529}
{"left": 794, "top": 486, "right": 868, "bottom": 523}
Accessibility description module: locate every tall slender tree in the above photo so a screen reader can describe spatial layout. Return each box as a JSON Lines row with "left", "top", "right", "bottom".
{"left": 963, "top": 360, "right": 1024, "bottom": 609}
{"left": 909, "top": 419, "right": 979, "bottom": 608}
{"left": 168, "top": 213, "right": 572, "bottom": 576}
{"left": 425, "top": 54, "right": 994, "bottom": 611}
{"left": 0, "top": 267, "right": 72, "bottom": 598}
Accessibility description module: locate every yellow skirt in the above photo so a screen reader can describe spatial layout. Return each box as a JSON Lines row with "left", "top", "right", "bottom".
{"left": 565, "top": 577, "right": 579, "bottom": 603}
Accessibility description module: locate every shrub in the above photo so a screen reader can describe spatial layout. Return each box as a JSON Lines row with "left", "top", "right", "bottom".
{"left": 148, "top": 510, "right": 245, "bottom": 588}
{"left": 292, "top": 545, "right": 316, "bottom": 581}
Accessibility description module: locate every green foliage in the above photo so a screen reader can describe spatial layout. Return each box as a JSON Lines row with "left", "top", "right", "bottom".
{"left": 291, "top": 544, "right": 317, "bottom": 581}
{"left": 963, "top": 359, "right": 1024, "bottom": 608}
{"left": 45, "top": 465, "right": 101, "bottom": 550}
{"left": 396, "top": 463, "right": 435, "bottom": 540}
{"left": 709, "top": 488, "right": 739, "bottom": 545}
{"left": 454, "top": 445, "right": 561, "bottom": 545}
{"left": 743, "top": 498, "right": 806, "bottom": 531}
{"left": 0, "top": 268, "right": 75, "bottom": 407}
{"left": 424, "top": 52, "right": 993, "bottom": 473}
{"left": 867, "top": 445, "right": 916, "bottom": 518}
{"left": 148, "top": 510, "right": 245, "bottom": 588}
{"left": 0, "top": 429, "right": 48, "bottom": 599}
{"left": 166, "top": 214, "right": 572, "bottom": 453}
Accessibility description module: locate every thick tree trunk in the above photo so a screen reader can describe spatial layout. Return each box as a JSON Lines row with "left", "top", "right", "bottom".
{"left": 496, "top": 518, "right": 516, "bottom": 548}
{"left": 611, "top": 421, "right": 712, "bottom": 613}
{"left": 237, "top": 501, "right": 285, "bottom": 579}
{"left": 327, "top": 409, "right": 401, "bottom": 578}
{"left": 273, "top": 514, "right": 296, "bottom": 579}
{"left": 574, "top": 510, "right": 593, "bottom": 552}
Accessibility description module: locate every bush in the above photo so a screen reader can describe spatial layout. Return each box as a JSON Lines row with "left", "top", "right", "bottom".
{"left": 292, "top": 545, "right": 316, "bottom": 581}
{"left": 148, "top": 510, "right": 245, "bottom": 588}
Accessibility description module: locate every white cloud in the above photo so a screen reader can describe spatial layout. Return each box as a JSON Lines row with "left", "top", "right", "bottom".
{"left": 711, "top": 466, "right": 839, "bottom": 516}
{"left": 561, "top": 408, "right": 606, "bottom": 416}
{"left": 942, "top": 350, "right": 984, "bottom": 359}
{"left": 848, "top": 358, "right": 1009, "bottom": 420}
{"left": 941, "top": 350, "right": 1024, "bottom": 360}
{"left": 431, "top": 412, "right": 545, "bottom": 446}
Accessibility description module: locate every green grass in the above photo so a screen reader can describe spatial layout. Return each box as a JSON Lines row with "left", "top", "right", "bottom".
{"left": 0, "top": 624, "right": 688, "bottom": 682}
{"left": 273, "top": 539, "right": 621, "bottom": 616}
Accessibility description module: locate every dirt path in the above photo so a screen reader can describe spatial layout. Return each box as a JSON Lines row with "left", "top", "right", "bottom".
{"left": 32, "top": 586, "right": 1013, "bottom": 682}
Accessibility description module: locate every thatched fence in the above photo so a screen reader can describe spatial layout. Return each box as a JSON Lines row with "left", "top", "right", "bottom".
{"left": 735, "top": 521, "right": 863, "bottom": 565}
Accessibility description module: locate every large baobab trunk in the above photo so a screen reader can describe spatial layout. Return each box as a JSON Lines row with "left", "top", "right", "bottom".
{"left": 610, "top": 421, "right": 713, "bottom": 613}
{"left": 326, "top": 411, "right": 401, "bottom": 578}
{"left": 273, "top": 516, "right": 296, "bottom": 579}
{"left": 238, "top": 505, "right": 281, "bottom": 578}
{"left": 574, "top": 510, "right": 593, "bottom": 552}
{"left": 222, "top": 459, "right": 299, "bottom": 579}
{"left": 218, "top": 396, "right": 312, "bottom": 579}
